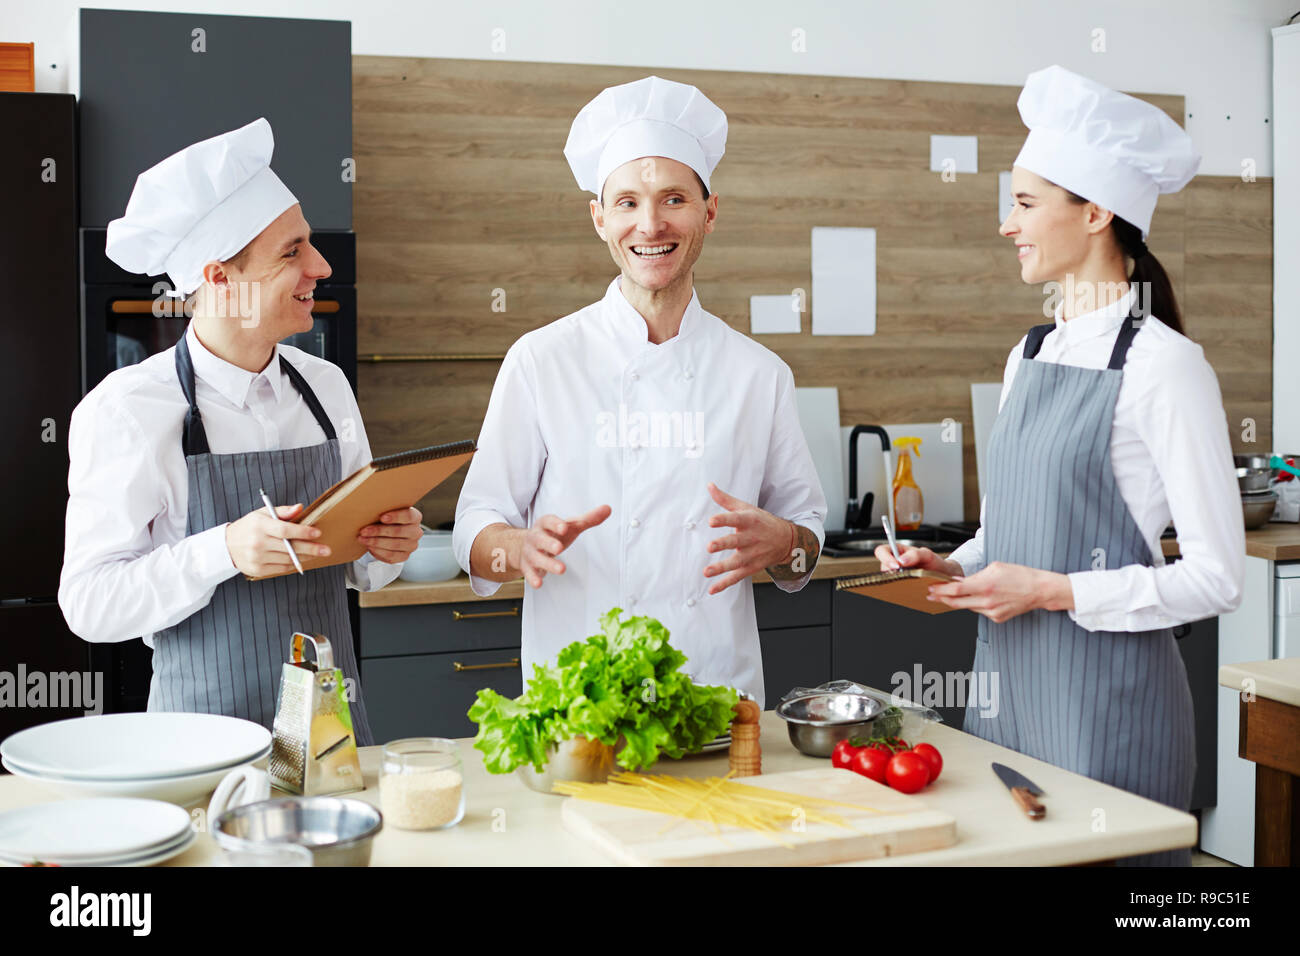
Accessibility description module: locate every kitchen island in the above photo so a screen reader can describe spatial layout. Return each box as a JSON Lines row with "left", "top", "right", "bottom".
{"left": 0, "top": 709, "right": 1195, "bottom": 867}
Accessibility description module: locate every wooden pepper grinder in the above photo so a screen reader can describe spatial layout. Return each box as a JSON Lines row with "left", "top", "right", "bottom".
{"left": 729, "top": 698, "right": 762, "bottom": 777}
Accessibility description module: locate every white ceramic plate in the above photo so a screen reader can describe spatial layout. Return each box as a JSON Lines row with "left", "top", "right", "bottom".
{"left": 1, "top": 712, "right": 271, "bottom": 780}
{"left": 0, "top": 797, "right": 191, "bottom": 862}
{"left": 2, "top": 750, "right": 267, "bottom": 807}
{"left": 0, "top": 828, "right": 196, "bottom": 868}
{"left": 1, "top": 743, "right": 270, "bottom": 783}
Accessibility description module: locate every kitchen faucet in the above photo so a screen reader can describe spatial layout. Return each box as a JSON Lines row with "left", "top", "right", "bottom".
{"left": 845, "top": 425, "right": 891, "bottom": 532}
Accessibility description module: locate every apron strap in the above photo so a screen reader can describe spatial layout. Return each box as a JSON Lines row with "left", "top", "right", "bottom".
{"left": 1107, "top": 314, "right": 1141, "bottom": 370}
{"left": 174, "top": 332, "right": 209, "bottom": 457}
{"left": 1022, "top": 323, "right": 1056, "bottom": 359}
{"left": 279, "top": 356, "right": 338, "bottom": 442}
{"left": 174, "top": 331, "right": 339, "bottom": 456}
{"left": 1023, "top": 310, "right": 1142, "bottom": 369}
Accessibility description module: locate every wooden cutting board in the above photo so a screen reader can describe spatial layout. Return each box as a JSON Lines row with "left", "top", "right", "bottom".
{"left": 560, "top": 767, "right": 957, "bottom": 866}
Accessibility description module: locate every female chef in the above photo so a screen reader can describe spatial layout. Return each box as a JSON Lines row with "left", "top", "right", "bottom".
{"left": 877, "top": 66, "right": 1245, "bottom": 865}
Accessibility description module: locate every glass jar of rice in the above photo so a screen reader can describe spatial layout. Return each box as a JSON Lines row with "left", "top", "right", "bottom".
{"left": 379, "top": 738, "right": 465, "bottom": 830}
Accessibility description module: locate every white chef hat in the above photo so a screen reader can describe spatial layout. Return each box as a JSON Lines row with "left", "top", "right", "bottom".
{"left": 105, "top": 117, "right": 297, "bottom": 297}
{"left": 1013, "top": 65, "right": 1200, "bottom": 239}
{"left": 564, "top": 75, "right": 728, "bottom": 197}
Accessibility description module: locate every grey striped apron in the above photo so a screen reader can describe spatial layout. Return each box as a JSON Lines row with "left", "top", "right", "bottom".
{"left": 147, "top": 333, "right": 374, "bottom": 746}
{"left": 964, "top": 315, "right": 1195, "bottom": 866}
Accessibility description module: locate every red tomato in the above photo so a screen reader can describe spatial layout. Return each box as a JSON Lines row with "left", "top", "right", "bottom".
{"left": 851, "top": 746, "right": 891, "bottom": 784}
{"left": 831, "top": 739, "right": 860, "bottom": 769}
{"left": 886, "top": 751, "right": 931, "bottom": 793}
{"left": 912, "top": 743, "right": 943, "bottom": 783}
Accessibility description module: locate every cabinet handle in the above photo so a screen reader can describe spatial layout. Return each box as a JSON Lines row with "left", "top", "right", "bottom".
{"left": 452, "top": 607, "right": 519, "bottom": 621}
{"left": 453, "top": 658, "right": 520, "bottom": 672}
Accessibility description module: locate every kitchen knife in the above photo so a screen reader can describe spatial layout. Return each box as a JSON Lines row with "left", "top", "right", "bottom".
{"left": 992, "top": 762, "right": 1046, "bottom": 820}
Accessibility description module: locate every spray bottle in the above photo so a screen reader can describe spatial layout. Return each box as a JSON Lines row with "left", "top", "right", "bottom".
{"left": 892, "top": 436, "right": 924, "bottom": 531}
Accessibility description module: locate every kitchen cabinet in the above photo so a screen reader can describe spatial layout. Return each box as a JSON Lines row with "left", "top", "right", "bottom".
{"left": 830, "top": 590, "right": 979, "bottom": 730}
{"left": 361, "top": 583, "right": 838, "bottom": 737}
{"left": 755, "top": 580, "right": 833, "bottom": 703}
{"left": 359, "top": 598, "right": 522, "bottom": 741}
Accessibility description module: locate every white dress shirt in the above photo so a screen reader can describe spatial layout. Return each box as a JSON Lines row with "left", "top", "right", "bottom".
{"left": 453, "top": 279, "right": 828, "bottom": 706}
{"left": 59, "top": 326, "right": 401, "bottom": 645}
{"left": 948, "top": 288, "right": 1245, "bottom": 630}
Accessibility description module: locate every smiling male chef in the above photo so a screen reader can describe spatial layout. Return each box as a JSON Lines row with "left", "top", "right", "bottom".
{"left": 453, "top": 77, "right": 827, "bottom": 706}
{"left": 58, "top": 119, "right": 421, "bottom": 744}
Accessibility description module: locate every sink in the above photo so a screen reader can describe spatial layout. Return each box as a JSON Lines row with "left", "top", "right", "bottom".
{"left": 823, "top": 525, "right": 970, "bottom": 558}
{"left": 828, "top": 537, "right": 964, "bottom": 554}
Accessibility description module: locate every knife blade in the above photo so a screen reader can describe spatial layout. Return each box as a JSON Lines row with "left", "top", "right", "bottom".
{"left": 992, "top": 762, "right": 1046, "bottom": 820}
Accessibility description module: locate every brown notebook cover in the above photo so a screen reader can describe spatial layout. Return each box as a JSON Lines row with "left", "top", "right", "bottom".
{"left": 247, "top": 439, "right": 476, "bottom": 581}
{"left": 835, "top": 568, "right": 959, "bottom": 614}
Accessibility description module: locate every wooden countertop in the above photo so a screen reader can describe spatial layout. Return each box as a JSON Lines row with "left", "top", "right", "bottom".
{"left": 1219, "top": 658, "right": 1300, "bottom": 708}
{"left": 359, "top": 526, "right": 1296, "bottom": 608}
{"left": 360, "top": 553, "right": 887, "bottom": 608}
{"left": 0, "top": 709, "right": 1196, "bottom": 867}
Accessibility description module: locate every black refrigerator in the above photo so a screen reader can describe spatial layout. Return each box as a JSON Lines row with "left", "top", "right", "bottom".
{"left": 0, "top": 93, "right": 95, "bottom": 746}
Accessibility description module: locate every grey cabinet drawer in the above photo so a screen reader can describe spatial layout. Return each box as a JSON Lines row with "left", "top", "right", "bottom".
{"left": 362, "top": 648, "right": 523, "bottom": 741}
{"left": 759, "top": 625, "right": 832, "bottom": 704}
{"left": 360, "top": 599, "right": 522, "bottom": 658}
{"left": 754, "top": 579, "right": 831, "bottom": 630}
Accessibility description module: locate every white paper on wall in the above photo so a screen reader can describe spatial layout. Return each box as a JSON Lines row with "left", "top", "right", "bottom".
{"left": 930, "top": 134, "right": 978, "bottom": 174}
{"left": 750, "top": 293, "right": 801, "bottom": 334}
{"left": 811, "top": 226, "right": 876, "bottom": 336}
{"left": 999, "top": 170, "right": 1015, "bottom": 225}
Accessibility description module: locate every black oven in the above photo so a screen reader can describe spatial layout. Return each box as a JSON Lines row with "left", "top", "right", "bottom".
{"left": 79, "top": 228, "right": 357, "bottom": 394}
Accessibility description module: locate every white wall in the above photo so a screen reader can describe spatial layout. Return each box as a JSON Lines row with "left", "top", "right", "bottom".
{"left": 4, "top": 0, "right": 1293, "bottom": 176}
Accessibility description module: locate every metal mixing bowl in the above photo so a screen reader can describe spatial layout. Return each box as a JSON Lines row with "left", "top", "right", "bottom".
{"left": 515, "top": 735, "right": 617, "bottom": 794}
{"left": 214, "top": 796, "right": 382, "bottom": 866}
{"left": 1235, "top": 454, "right": 1273, "bottom": 493}
{"left": 775, "top": 692, "right": 895, "bottom": 757}
{"left": 1242, "top": 491, "right": 1278, "bottom": 530}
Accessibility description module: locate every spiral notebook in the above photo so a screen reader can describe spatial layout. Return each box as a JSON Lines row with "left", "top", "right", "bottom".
{"left": 247, "top": 439, "right": 476, "bottom": 581}
{"left": 835, "top": 569, "right": 959, "bottom": 615}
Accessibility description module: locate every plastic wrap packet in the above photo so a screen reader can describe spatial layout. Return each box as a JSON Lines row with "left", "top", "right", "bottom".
{"left": 778, "top": 679, "right": 944, "bottom": 742}
{"left": 1270, "top": 476, "right": 1300, "bottom": 523}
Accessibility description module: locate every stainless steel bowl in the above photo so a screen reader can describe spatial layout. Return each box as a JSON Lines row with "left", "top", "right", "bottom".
{"left": 515, "top": 735, "right": 617, "bottom": 794}
{"left": 214, "top": 796, "right": 382, "bottom": 866}
{"left": 1242, "top": 490, "right": 1278, "bottom": 530}
{"left": 1235, "top": 454, "right": 1273, "bottom": 493}
{"left": 775, "top": 692, "right": 897, "bottom": 757}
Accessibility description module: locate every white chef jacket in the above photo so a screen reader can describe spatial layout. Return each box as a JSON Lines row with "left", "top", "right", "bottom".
{"left": 948, "top": 287, "right": 1245, "bottom": 630}
{"left": 452, "top": 278, "right": 828, "bottom": 707}
{"left": 59, "top": 325, "right": 401, "bottom": 646}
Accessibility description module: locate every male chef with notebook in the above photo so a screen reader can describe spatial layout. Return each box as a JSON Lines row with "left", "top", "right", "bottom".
{"left": 453, "top": 77, "right": 827, "bottom": 707}
{"left": 58, "top": 119, "right": 421, "bottom": 744}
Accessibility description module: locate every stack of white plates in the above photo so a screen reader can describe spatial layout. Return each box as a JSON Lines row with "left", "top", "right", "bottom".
{"left": 0, "top": 798, "right": 195, "bottom": 867}
{"left": 1, "top": 713, "right": 271, "bottom": 806}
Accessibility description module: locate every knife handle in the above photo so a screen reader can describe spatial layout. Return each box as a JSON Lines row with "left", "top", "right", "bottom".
{"left": 1010, "top": 786, "right": 1045, "bottom": 819}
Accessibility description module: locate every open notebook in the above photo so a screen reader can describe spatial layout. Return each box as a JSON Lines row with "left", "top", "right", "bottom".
{"left": 835, "top": 568, "right": 959, "bottom": 615}
{"left": 247, "top": 439, "right": 476, "bottom": 581}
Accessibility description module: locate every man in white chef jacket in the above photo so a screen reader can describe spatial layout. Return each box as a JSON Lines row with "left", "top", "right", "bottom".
{"left": 58, "top": 119, "right": 420, "bottom": 742}
{"left": 453, "top": 77, "right": 827, "bottom": 707}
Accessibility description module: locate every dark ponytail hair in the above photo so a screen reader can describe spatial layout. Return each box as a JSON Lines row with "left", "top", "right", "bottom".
{"left": 1062, "top": 189, "right": 1185, "bottom": 337}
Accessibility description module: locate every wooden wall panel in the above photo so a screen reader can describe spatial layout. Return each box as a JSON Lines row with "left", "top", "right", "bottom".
{"left": 352, "top": 57, "right": 1272, "bottom": 526}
